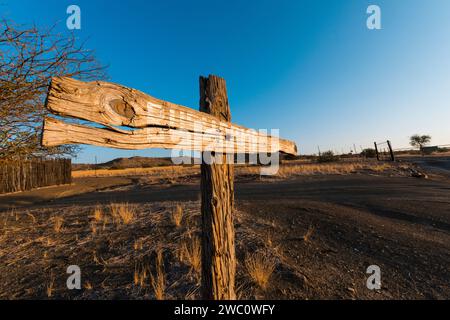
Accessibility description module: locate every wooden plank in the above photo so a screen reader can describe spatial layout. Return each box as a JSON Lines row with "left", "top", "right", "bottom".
{"left": 42, "top": 117, "right": 293, "bottom": 154}
{"left": 45, "top": 77, "right": 298, "bottom": 155}
{"left": 199, "top": 75, "right": 236, "bottom": 300}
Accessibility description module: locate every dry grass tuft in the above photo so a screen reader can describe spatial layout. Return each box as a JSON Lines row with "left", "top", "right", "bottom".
{"left": 171, "top": 205, "right": 184, "bottom": 228}
{"left": 27, "top": 212, "right": 36, "bottom": 224}
{"left": 134, "top": 263, "right": 149, "bottom": 287}
{"left": 180, "top": 235, "right": 202, "bottom": 280}
{"left": 90, "top": 221, "right": 97, "bottom": 235}
{"left": 90, "top": 206, "right": 105, "bottom": 235}
{"left": 53, "top": 216, "right": 64, "bottom": 233}
{"left": 150, "top": 250, "right": 166, "bottom": 300}
{"left": 110, "top": 203, "right": 136, "bottom": 225}
{"left": 245, "top": 252, "right": 276, "bottom": 290}
{"left": 46, "top": 275, "right": 55, "bottom": 298}
{"left": 303, "top": 225, "right": 315, "bottom": 242}
{"left": 265, "top": 229, "right": 276, "bottom": 248}
{"left": 93, "top": 206, "right": 103, "bottom": 222}
{"left": 134, "top": 238, "right": 144, "bottom": 251}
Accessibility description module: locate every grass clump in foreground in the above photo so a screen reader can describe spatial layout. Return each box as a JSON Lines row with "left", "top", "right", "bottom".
{"left": 110, "top": 203, "right": 136, "bottom": 225}
{"left": 171, "top": 205, "right": 183, "bottom": 228}
{"left": 245, "top": 252, "right": 276, "bottom": 290}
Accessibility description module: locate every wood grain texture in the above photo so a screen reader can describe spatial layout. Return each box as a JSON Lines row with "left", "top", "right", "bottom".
{"left": 200, "top": 75, "right": 236, "bottom": 300}
{"left": 42, "top": 117, "right": 288, "bottom": 154}
{"left": 44, "top": 77, "right": 297, "bottom": 155}
{"left": 0, "top": 158, "right": 71, "bottom": 194}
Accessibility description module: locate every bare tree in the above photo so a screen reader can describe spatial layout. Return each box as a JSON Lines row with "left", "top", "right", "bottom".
{"left": 0, "top": 20, "right": 107, "bottom": 160}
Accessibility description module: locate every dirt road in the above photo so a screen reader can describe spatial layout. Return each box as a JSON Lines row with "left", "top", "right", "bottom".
{"left": 1, "top": 172, "right": 449, "bottom": 299}
{"left": 404, "top": 156, "right": 450, "bottom": 179}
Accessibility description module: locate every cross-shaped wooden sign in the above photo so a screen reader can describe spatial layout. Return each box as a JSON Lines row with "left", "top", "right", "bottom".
{"left": 42, "top": 75, "right": 298, "bottom": 300}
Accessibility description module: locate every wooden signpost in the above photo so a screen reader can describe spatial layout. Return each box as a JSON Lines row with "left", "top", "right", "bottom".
{"left": 42, "top": 75, "right": 298, "bottom": 300}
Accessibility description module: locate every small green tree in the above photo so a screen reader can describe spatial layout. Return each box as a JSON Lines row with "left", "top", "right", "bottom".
{"left": 410, "top": 135, "right": 431, "bottom": 152}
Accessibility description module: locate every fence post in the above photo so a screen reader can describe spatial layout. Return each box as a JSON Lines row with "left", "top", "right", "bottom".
{"left": 374, "top": 142, "right": 380, "bottom": 161}
{"left": 199, "top": 75, "right": 236, "bottom": 300}
{"left": 387, "top": 140, "right": 395, "bottom": 162}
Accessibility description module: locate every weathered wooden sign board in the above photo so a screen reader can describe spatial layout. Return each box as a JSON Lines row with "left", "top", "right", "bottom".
{"left": 42, "top": 75, "right": 298, "bottom": 300}
{"left": 43, "top": 77, "right": 297, "bottom": 155}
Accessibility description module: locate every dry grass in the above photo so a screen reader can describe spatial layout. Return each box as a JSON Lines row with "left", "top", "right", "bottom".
{"left": 27, "top": 212, "right": 36, "bottom": 224}
{"left": 90, "top": 206, "right": 105, "bottom": 235}
{"left": 73, "top": 165, "right": 199, "bottom": 179}
{"left": 90, "top": 221, "right": 98, "bottom": 235}
{"left": 134, "top": 238, "right": 144, "bottom": 251}
{"left": 171, "top": 205, "right": 184, "bottom": 228}
{"left": 239, "top": 161, "right": 394, "bottom": 177}
{"left": 303, "top": 225, "right": 315, "bottom": 242}
{"left": 93, "top": 206, "right": 103, "bottom": 222}
{"left": 245, "top": 252, "right": 276, "bottom": 290}
{"left": 180, "top": 235, "right": 202, "bottom": 280}
{"left": 134, "top": 262, "right": 149, "bottom": 287}
{"left": 265, "top": 229, "right": 275, "bottom": 247}
{"left": 72, "top": 160, "right": 397, "bottom": 182}
{"left": 46, "top": 274, "right": 54, "bottom": 298}
{"left": 110, "top": 203, "right": 135, "bottom": 225}
{"left": 53, "top": 216, "right": 64, "bottom": 233}
{"left": 150, "top": 250, "right": 166, "bottom": 300}
{"left": 0, "top": 202, "right": 204, "bottom": 299}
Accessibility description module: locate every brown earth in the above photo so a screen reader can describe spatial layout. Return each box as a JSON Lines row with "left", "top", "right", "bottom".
{"left": 0, "top": 159, "right": 449, "bottom": 300}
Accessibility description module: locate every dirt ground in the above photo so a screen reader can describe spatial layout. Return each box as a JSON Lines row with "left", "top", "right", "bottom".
{"left": 0, "top": 158, "right": 449, "bottom": 300}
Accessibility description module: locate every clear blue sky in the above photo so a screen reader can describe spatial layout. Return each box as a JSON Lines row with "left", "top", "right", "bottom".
{"left": 3, "top": 0, "right": 450, "bottom": 163}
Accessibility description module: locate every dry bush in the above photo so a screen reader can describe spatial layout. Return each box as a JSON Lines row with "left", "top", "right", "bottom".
{"left": 171, "top": 205, "right": 184, "bottom": 228}
{"left": 180, "top": 236, "right": 202, "bottom": 280}
{"left": 317, "top": 151, "right": 339, "bottom": 163}
{"left": 0, "top": 19, "right": 105, "bottom": 159}
{"left": 53, "top": 216, "right": 64, "bottom": 233}
{"left": 245, "top": 252, "right": 276, "bottom": 290}
{"left": 110, "top": 203, "right": 135, "bottom": 225}
{"left": 150, "top": 250, "right": 166, "bottom": 300}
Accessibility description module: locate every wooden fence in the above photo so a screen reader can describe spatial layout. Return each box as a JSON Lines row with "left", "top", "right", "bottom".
{"left": 0, "top": 158, "right": 72, "bottom": 194}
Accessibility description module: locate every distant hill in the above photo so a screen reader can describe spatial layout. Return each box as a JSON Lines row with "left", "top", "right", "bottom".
{"left": 72, "top": 153, "right": 301, "bottom": 171}
{"left": 72, "top": 156, "right": 196, "bottom": 171}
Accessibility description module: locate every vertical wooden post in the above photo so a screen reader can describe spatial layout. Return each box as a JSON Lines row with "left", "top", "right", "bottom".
{"left": 199, "top": 75, "right": 236, "bottom": 300}
{"left": 374, "top": 142, "right": 380, "bottom": 161}
{"left": 387, "top": 140, "right": 395, "bottom": 162}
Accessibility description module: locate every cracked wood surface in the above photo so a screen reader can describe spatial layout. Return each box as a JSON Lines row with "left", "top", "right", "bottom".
{"left": 42, "top": 77, "right": 298, "bottom": 155}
